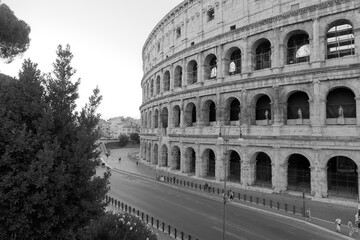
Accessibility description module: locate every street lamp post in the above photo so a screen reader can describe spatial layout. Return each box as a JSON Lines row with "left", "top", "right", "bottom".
{"left": 219, "top": 115, "right": 244, "bottom": 240}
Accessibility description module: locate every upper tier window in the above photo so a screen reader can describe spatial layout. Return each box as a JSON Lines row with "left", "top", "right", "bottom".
{"left": 207, "top": 8, "right": 215, "bottom": 22}
{"left": 327, "top": 22, "right": 355, "bottom": 59}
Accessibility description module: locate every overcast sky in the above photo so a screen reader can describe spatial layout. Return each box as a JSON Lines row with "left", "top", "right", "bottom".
{"left": 0, "top": 0, "right": 183, "bottom": 120}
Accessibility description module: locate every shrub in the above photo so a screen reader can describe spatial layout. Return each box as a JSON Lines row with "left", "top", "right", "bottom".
{"left": 86, "top": 211, "right": 158, "bottom": 240}
{"left": 118, "top": 134, "right": 129, "bottom": 147}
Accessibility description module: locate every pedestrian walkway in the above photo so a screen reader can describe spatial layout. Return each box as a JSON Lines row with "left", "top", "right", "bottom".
{"left": 103, "top": 147, "right": 358, "bottom": 239}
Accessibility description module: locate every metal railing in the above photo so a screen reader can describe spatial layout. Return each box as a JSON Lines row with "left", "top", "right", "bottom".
{"left": 105, "top": 195, "right": 200, "bottom": 240}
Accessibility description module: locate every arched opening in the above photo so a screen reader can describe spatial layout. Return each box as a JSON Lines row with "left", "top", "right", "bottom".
{"left": 153, "top": 144, "right": 158, "bottom": 164}
{"left": 326, "top": 20, "right": 355, "bottom": 59}
{"left": 154, "top": 109, "right": 159, "bottom": 128}
{"left": 204, "top": 54, "right": 217, "bottom": 79}
{"left": 255, "top": 152, "right": 272, "bottom": 187}
{"left": 287, "top": 92, "right": 310, "bottom": 120}
{"left": 172, "top": 105, "right": 181, "bottom": 127}
{"left": 228, "top": 150, "right": 241, "bottom": 183}
{"left": 163, "top": 71, "right": 170, "bottom": 92}
{"left": 172, "top": 146, "right": 181, "bottom": 170}
{"left": 187, "top": 60, "right": 198, "bottom": 84}
{"left": 156, "top": 76, "right": 161, "bottom": 95}
{"left": 255, "top": 40, "right": 271, "bottom": 70}
{"left": 327, "top": 156, "right": 357, "bottom": 198}
{"left": 150, "top": 79, "right": 154, "bottom": 97}
{"left": 287, "top": 154, "right": 311, "bottom": 192}
{"left": 185, "top": 147, "right": 196, "bottom": 174}
{"left": 161, "top": 108, "right": 168, "bottom": 128}
{"left": 326, "top": 88, "right": 356, "bottom": 123}
{"left": 174, "top": 66, "right": 182, "bottom": 88}
{"left": 148, "top": 111, "right": 152, "bottom": 128}
{"left": 256, "top": 95, "right": 271, "bottom": 121}
{"left": 185, "top": 103, "right": 196, "bottom": 127}
{"left": 226, "top": 48, "right": 241, "bottom": 75}
{"left": 230, "top": 99, "right": 240, "bottom": 122}
{"left": 203, "top": 149, "right": 216, "bottom": 178}
{"left": 161, "top": 145, "right": 168, "bottom": 167}
{"left": 202, "top": 100, "right": 216, "bottom": 126}
{"left": 287, "top": 33, "right": 310, "bottom": 64}
{"left": 147, "top": 143, "right": 151, "bottom": 162}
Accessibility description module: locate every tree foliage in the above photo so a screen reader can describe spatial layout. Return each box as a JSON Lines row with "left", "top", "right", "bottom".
{"left": 85, "top": 212, "right": 158, "bottom": 240}
{"left": 0, "top": 45, "right": 110, "bottom": 240}
{"left": 0, "top": 3, "right": 31, "bottom": 62}
{"left": 129, "top": 132, "right": 140, "bottom": 144}
{"left": 118, "top": 134, "right": 129, "bottom": 147}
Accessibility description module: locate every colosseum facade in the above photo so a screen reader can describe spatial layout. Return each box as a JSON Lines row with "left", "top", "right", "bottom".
{"left": 139, "top": 0, "right": 360, "bottom": 201}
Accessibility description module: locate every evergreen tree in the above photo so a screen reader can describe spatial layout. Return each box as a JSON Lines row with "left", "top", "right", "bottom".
{"left": 0, "top": 45, "right": 110, "bottom": 240}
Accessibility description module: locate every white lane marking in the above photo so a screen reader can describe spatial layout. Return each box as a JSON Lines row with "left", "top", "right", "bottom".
{"left": 212, "top": 225, "right": 267, "bottom": 240}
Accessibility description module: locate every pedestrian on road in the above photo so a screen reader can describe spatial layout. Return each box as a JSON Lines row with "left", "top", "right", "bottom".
{"left": 348, "top": 219, "right": 354, "bottom": 237}
{"left": 305, "top": 208, "right": 311, "bottom": 222}
{"left": 335, "top": 218, "right": 342, "bottom": 233}
{"left": 229, "top": 190, "right": 234, "bottom": 201}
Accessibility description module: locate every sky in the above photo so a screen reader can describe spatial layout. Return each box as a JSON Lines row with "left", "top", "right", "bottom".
{"left": 0, "top": 0, "right": 183, "bottom": 120}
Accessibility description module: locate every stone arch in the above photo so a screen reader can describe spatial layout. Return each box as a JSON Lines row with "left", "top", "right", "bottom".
{"left": 174, "top": 65, "right": 183, "bottom": 88}
{"left": 286, "top": 91, "right": 310, "bottom": 120}
{"left": 153, "top": 143, "right": 159, "bottom": 164}
{"left": 252, "top": 38, "right": 272, "bottom": 70}
{"left": 204, "top": 53, "right": 217, "bottom": 79}
{"left": 156, "top": 75, "right": 161, "bottom": 95}
{"left": 255, "top": 94, "right": 272, "bottom": 122}
{"left": 172, "top": 105, "right": 181, "bottom": 127}
{"left": 326, "top": 87, "right": 356, "bottom": 122}
{"left": 154, "top": 109, "right": 159, "bottom": 128}
{"left": 201, "top": 99, "right": 216, "bottom": 126}
{"left": 163, "top": 70, "right": 170, "bottom": 92}
{"left": 171, "top": 145, "right": 181, "bottom": 170}
{"left": 184, "top": 147, "right": 196, "bottom": 174}
{"left": 226, "top": 149, "right": 241, "bottom": 183}
{"left": 224, "top": 46, "right": 242, "bottom": 75}
{"left": 187, "top": 60, "right": 198, "bottom": 84}
{"left": 148, "top": 110, "right": 152, "bottom": 128}
{"left": 249, "top": 151, "right": 272, "bottom": 188}
{"left": 224, "top": 97, "right": 241, "bottom": 124}
{"left": 161, "top": 107, "right": 169, "bottom": 128}
{"left": 325, "top": 19, "right": 355, "bottom": 59}
{"left": 286, "top": 154, "right": 311, "bottom": 192}
{"left": 184, "top": 102, "right": 197, "bottom": 127}
{"left": 284, "top": 30, "right": 310, "bottom": 65}
{"left": 160, "top": 144, "right": 169, "bottom": 167}
{"left": 202, "top": 148, "right": 216, "bottom": 178}
{"left": 327, "top": 156, "right": 358, "bottom": 199}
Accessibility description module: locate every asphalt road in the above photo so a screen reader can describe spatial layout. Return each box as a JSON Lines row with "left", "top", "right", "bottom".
{"left": 101, "top": 167, "right": 347, "bottom": 240}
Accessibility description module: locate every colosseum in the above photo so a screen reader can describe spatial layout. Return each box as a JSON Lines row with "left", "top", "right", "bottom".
{"left": 139, "top": 0, "right": 360, "bottom": 201}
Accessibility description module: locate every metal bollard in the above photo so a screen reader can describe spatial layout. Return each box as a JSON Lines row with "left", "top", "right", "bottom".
{"left": 263, "top": 199, "right": 265, "bottom": 206}
{"left": 162, "top": 222, "right": 165, "bottom": 232}
{"left": 244, "top": 194, "right": 247, "bottom": 201}
{"left": 250, "top": 196, "right": 253, "bottom": 203}
{"left": 181, "top": 231, "right": 184, "bottom": 240}
{"left": 146, "top": 214, "right": 149, "bottom": 224}
{"left": 156, "top": 220, "right": 159, "bottom": 229}
{"left": 293, "top": 205, "right": 296, "bottom": 214}
{"left": 175, "top": 228, "right": 177, "bottom": 238}
{"left": 285, "top": 203, "right": 288, "bottom": 212}
{"left": 168, "top": 225, "right": 171, "bottom": 235}
{"left": 141, "top": 212, "right": 144, "bottom": 220}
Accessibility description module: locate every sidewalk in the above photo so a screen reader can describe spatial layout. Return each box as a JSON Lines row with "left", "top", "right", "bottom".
{"left": 103, "top": 147, "right": 358, "bottom": 239}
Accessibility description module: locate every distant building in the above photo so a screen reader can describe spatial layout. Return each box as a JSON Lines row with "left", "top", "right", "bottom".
{"left": 98, "top": 116, "right": 140, "bottom": 139}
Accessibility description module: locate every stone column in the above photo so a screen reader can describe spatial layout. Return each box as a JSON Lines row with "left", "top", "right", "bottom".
{"left": 169, "top": 64, "right": 174, "bottom": 91}
{"left": 216, "top": 140, "right": 225, "bottom": 181}
{"left": 197, "top": 52, "right": 204, "bottom": 84}
{"left": 243, "top": 37, "right": 251, "bottom": 74}
{"left": 354, "top": 27, "right": 360, "bottom": 57}
{"left": 196, "top": 151, "right": 202, "bottom": 177}
{"left": 216, "top": 44, "right": 224, "bottom": 81}
{"left": 196, "top": 97, "right": 202, "bottom": 127}
{"left": 272, "top": 28, "right": 281, "bottom": 71}
{"left": 216, "top": 93, "right": 224, "bottom": 126}
{"left": 311, "top": 79, "right": 322, "bottom": 136}
{"left": 311, "top": 18, "right": 321, "bottom": 65}
{"left": 182, "top": 58, "right": 187, "bottom": 87}
{"left": 356, "top": 97, "right": 360, "bottom": 126}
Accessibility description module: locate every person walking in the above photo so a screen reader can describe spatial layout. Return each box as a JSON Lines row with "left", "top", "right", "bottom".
{"left": 229, "top": 190, "right": 234, "bottom": 201}
{"left": 335, "top": 218, "right": 342, "bottom": 233}
{"left": 305, "top": 208, "right": 311, "bottom": 222}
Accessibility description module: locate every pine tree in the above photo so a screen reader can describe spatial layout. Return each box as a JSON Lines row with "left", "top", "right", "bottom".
{"left": 0, "top": 46, "right": 110, "bottom": 240}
